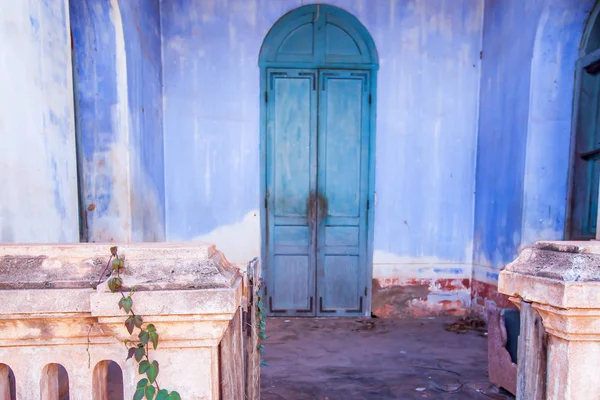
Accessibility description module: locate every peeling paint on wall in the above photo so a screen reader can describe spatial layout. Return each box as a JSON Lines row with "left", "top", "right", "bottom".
{"left": 188, "top": 210, "right": 260, "bottom": 266}
{"left": 70, "top": 0, "right": 165, "bottom": 242}
{"left": 161, "top": 0, "right": 484, "bottom": 316}
{"left": 372, "top": 250, "right": 472, "bottom": 316}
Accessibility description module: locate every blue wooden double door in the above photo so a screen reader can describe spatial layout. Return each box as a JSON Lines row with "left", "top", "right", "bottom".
{"left": 265, "top": 68, "right": 372, "bottom": 317}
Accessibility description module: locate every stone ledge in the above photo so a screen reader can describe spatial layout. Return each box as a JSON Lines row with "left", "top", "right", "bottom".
{"left": 0, "top": 243, "right": 240, "bottom": 291}
{"left": 499, "top": 241, "right": 600, "bottom": 308}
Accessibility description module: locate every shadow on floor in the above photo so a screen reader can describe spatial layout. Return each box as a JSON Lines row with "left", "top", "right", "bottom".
{"left": 261, "top": 317, "right": 514, "bottom": 400}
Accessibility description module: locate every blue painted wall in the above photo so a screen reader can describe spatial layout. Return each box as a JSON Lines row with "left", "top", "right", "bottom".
{"left": 119, "top": 1, "right": 166, "bottom": 242}
{"left": 473, "top": 0, "right": 544, "bottom": 286}
{"left": 161, "top": 0, "right": 484, "bottom": 292}
{"left": 1, "top": 0, "right": 594, "bottom": 315}
{"left": 71, "top": 0, "right": 165, "bottom": 242}
{"left": 472, "top": 0, "right": 593, "bottom": 301}
{"left": 0, "top": 0, "right": 79, "bottom": 242}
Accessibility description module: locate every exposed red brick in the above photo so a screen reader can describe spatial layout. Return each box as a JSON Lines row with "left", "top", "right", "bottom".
{"left": 372, "top": 278, "right": 470, "bottom": 318}
{"left": 471, "top": 280, "right": 515, "bottom": 309}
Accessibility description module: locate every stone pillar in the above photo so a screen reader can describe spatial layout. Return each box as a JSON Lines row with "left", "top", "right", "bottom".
{"left": 499, "top": 241, "right": 600, "bottom": 400}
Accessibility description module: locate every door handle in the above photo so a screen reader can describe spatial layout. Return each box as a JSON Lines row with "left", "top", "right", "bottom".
{"left": 317, "top": 193, "right": 328, "bottom": 222}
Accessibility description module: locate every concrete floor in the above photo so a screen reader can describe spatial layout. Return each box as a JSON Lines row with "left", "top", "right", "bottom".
{"left": 261, "top": 317, "right": 514, "bottom": 400}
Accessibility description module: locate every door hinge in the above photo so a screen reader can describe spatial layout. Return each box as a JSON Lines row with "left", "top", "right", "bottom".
{"left": 367, "top": 199, "right": 370, "bottom": 210}
{"left": 265, "top": 91, "right": 268, "bottom": 102}
{"left": 368, "top": 93, "right": 372, "bottom": 104}
{"left": 365, "top": 287, "right": 368, "bottom": 296}
{"left": 264, "top": 198, "right": 268, "bottom": 209}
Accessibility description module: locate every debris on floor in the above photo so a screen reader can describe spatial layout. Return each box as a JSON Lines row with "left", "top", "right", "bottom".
{"left": 444, "top": 315, "right": 487, "bottom": 334}
{"left": 261, "top": 317, "right": 514, "bottom": 400}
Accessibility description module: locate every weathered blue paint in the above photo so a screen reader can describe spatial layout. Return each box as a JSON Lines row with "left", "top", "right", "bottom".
{"left": 161, "top": 0, "right": 483, "bottom": 291}
{"left": 70, "top": 0, "right": 165, "bottom": 242}
{"left": 3, "top": 0, "right": 596, "bottom": 317}
{"left": 265, "top": 69, "right": 317, "bottom": 315}
{"left": 473, "top": 0, "right": 545, "bottom": 283}
{"left": 70, "top": 0, "right": 121, "bottom": 232}
{"left": 260, "top": 5, "right": 376, "bottom": 316}
{"left": 472, "top": 0, "right": 593, "bottom": 300}
{"left": 0, "top": 0, "right": 79, "bottom": 242}
{"left": 317, "top": 69, "right": 372, "bottom": 316}
{"left": 259, "top": 4, "right": 378, "bottom": 70}
{"left": 118, "top": 1, "right": 166, "bottom": 241}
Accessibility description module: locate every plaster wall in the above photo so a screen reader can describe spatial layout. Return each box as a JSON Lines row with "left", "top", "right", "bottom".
{"left": 161, "top": 0, "right": 484, "bottom": 316}
{"left": 70, "top": 0, "right": 165, "bottom": 243}
{"left": 0, "top": 0, "right": 79, "bottom": 243}
{"left": 472, "top": 0, "right": 594, "bottom": 314}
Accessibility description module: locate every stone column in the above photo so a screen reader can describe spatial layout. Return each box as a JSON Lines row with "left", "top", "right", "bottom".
{"left": 499, "top": 241, "right": 600, "bottom": 400}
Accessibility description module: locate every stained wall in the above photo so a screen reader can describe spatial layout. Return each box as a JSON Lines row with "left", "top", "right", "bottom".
{"left": 161, "top": 0, "right": 484, "bottom": 316}
{"left": 70, "top": 0, "right": 165, "bottom": 242}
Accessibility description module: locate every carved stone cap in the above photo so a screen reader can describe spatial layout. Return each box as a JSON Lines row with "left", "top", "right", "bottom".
{"left": 0, "top": 243, "right": 240, "bottom": 291}
{"left": 499, "top": 241, "right": 600, "bottom": 309}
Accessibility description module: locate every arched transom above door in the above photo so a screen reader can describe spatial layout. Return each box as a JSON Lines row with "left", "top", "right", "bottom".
{"left": 259, "top": 4, "right": 379, "bottom": 69}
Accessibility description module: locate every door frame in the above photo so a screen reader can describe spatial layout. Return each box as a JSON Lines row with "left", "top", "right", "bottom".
{"left": 258, "top": 4, "right": 379, "bottom": 316}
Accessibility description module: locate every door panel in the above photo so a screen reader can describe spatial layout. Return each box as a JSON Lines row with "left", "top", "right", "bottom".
{"left": 266, "top": 68, "right": 317, "bottom": 315}
{"left": 316, "top": 70, "right": 370, "bottom": 316}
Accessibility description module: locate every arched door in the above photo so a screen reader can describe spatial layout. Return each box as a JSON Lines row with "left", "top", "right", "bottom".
{"left": 259, "top": 5, "right": 378, "bottom": 317}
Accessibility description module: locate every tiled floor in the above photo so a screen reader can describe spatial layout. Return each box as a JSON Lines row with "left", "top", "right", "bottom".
{"left": 261, "top": 317, "right": 514, "bottom": 400}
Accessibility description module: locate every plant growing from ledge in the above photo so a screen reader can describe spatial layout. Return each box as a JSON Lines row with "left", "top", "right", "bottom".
{"left": 100, "top": 246, "right": 181, "bottom": 400}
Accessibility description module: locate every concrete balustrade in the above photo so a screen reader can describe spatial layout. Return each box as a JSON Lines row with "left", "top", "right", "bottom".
{"left": 499, "top": 241, "right": 600, "bottom": 400}
{"left": 0, "top": 243, "right": 247, "bottom": 400}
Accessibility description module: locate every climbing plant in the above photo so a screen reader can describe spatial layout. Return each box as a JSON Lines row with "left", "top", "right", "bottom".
{"left": 99, "top": 246, "right": 181, "bottom": 400}
{"left": 255, "top": 281, "right": 267, "bottom": 367}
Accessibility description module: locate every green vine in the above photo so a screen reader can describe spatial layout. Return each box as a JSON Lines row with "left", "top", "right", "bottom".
{"left": 101, "top": 247, "right": 181, "bottom": 400}
{"left": 255, "top": 281, "right": 268, "bottom": 367}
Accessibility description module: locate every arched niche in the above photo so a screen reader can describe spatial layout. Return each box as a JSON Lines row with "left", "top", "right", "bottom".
{"left": 93, "top": 360, "right": 124, "bottom": 400}
{"left": 40, "top": 363, "right": 69, "bottom": 400}
{"left": 521, "top": 0, "right": 593, "bottom": 246}
{"left": 0, "top": 364, "right": 16, "bottom": 400}
{"left": 259, "top": 4, "right": 379, "bottom": 69}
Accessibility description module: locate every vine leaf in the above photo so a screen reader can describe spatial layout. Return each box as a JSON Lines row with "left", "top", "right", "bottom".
{"left": 147, "top": 360, "right": 159, "bottom": 384}
{"left": 127, "top": 347, "right": 136, "bottom": 361}
{"left": 149, "top": 331, "right": 159, "bottom": 350}
{"left": 133, "top": 315, "right": 143, "bottom": 328}
{"left": 125, "top": 316, "right": 136, "bottom": 335}
{"left": 133, "top": 388, "right": 145, "bottom": 400}
{"left": 167, "top": 392, "right": 181, "bottom": 400}
{"left": 145, "top": 385, "right": 156, "bottom": 400}
{"left": 155, "top": 390, "right": 169, "bottom": 400}
{"left": 118, "top": 297, "right": 133, "bottom": 314}
{"left": 135, "top": 346, "right": 146, "bottom": 362}
{"left": 110, "top": 246, "right": 118, "bottom": 257}
{"left": 139, "top": 360, "right": 151, "bottom": 374}
{"left": 112, "top": 258, "right": 120, "bottom": 271}
{"left": 137, "top": 378, "right": 148, "bottom": 388}
{"left": 139, "top": 330, "right": 150, "bottom": 346}
{"left": 108, "top": 277, "right": 123, "bottom": 292}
